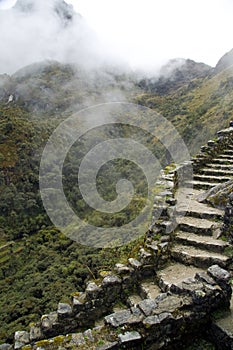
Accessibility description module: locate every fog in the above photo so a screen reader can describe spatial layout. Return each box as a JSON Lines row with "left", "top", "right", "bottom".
{"left": 0, "top": 0, "right": 124, "bottom": 75}
{"left": 0, "top": 0, "right": 233, "bottom": 76}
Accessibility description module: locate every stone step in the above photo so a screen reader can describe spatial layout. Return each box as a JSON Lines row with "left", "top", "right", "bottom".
{"left": 126, "top": 294, "right": 143, "bottom": 308}
{"left": 211, "top": 158, "right": 233, "bottom": 164}
{"left": 185, "top": 180, "right": 220, "bottom": 190}
{"left": 175, "top": 231, "right": 229, "bottom": 253}
{"left": 205, "top": 163, "right": 233, "bottom": 170}
{"left": 177, "top": 216, "right": 220, "bottom": 236}
{"left": 176, "top": 203, "right": 223, "bottom": 221}
{"left": 223, "top": 149, "right": 233, "bottom": 155}
{"left": 175, "top": 188, "right": 223, "bottom": 220}
{"left": 176, "top": 208, "right": 223, "bottom": 221}
{"left": 198, "top": 167, "right": 233, "bottom": 176}
{"left": 193, "top": 174, "right": 232, "bottom": 183}
{"left": 157, "top": 262, "right": 204, "bottom": 293}
{"left": 171, "top": 244, "right": 230, "bottom": 268}
{"left": 216, "top": 154, "right": 233, "bottom": 159}
{"left": 139, "top": 280, "right": 161, "bottom": 299}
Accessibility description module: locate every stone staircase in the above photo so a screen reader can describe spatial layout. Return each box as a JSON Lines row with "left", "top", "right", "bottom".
{"left": 8, "top": 128, "right": 233, "bottom": 350}
{"left": 170, "top": 145, "right": 233, "bottom": 271}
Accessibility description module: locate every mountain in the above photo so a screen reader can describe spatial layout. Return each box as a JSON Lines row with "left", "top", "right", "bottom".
{"left": 13, "top": 0, "right": 75, "bottom": 24}
{"left": 214, "top": 48, "right": 233, "bottom": 73}
{"left": 138, "top": 58, "right": 211, "bottom": 95}
{"left": 136, "top": 50, "right": 233, "bottom": 153}
{"left": 0, "top": 60, "right": 141, "bottom": 115}
{"left": 1, "top": 48, "right": 233, "bottom": 343}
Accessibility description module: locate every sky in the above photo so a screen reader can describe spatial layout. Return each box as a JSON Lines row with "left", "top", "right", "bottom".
{"left": 0, "top": 0, "right": 233, "bottom": 73}
{"left": 66, "top": 0, "right": 233, "bottom": 68}
{"left": 68, "top": 0, "right": 233, "bottom": 66}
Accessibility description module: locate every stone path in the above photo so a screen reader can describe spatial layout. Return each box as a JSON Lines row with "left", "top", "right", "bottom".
{"left": 171, "top": 146, "right": 233, "bottom": 272}
{"left": 12, "top": 136, "right": 233, "bottom": 350}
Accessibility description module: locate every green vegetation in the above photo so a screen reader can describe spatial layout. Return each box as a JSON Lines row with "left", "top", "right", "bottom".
{"left": 1, "top": 57, "right": 233, "bottom": 344}
{"left": 135, "top": 66, "right": 233, "bottom": 155}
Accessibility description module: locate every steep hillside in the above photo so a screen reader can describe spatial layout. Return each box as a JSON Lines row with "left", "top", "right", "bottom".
{"left": 214, "top": 48, "right": 233, "bottom": 74}
{"left": 136, "top": 59, "right": 233, "bottom": 154}
{"left": 1, "top": 48, "right": 233, "bottom": 344}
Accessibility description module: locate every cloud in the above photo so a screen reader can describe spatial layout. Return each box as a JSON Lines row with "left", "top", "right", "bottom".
{"left": 1, "top": 0, "right": 233, "bottom": 75}
{"left": 67, "top": 0, "right": 233, "bottom": 70}
{"left": 0, "top": 0, "right": 117, "bottom": 74}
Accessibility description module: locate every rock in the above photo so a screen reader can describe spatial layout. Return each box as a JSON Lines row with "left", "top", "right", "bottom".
{"left": 154, "top": 295, "right": 185, "bottom": 314}
{"left": 104, "top": 308, "right": 143, "bottom": 327}
{"left": 119, "top": 331, "right": 141, "bottom": 345}
{"left": 139, "top": 248, "right": 153, "bottom": 264}
{"left": 30, "top": 325, "right": 42, "bottom": 341}
{"left": 197, "top": 180, "right": 233, "bottom": 209}
{"left": 57, "top": 303, "right": 72, "bottom": 318}
{"left": 105, "top": 310, "right": 132, "bottom": 327}
{"left": 181, "top": 278, "right": 204, "bottom": 294}
{"left": 95, "top": 342, "right": 118, "bottom": 350}
{"left": 70, "top": 333, "right": 85, "bottom": 345}
{"left": 143, "top": 314, "right": 160, "bottom": 327}
{"left": 14, "top": 331, "right": 30, "bottom": 349}
{"left": 72, "top": 294, "right": 86, "bottom": 312}
{"left": 102, "top": 275, "right": 122, "bottom": 305}
{"left": 138, "top": 299, "right": 158, "bottom": 316}
{"left": 102, "top": 275, "right": 121, "bottom": 286}
{"left": 83, "top": 329, "right": 94, "bottom": 342}
{"left": 158, "top": 242, "right": 169, "bottom": 252}
{"left": 195, "top": 271, "right": 216, "bottom": 285}
{"left": 208, "top": 265, "right": 231, "bottom": 282}
{"left": 41, "top": 312, "right": 58, "bottom": 330}
{"left": 143, "top": 312, "right": 172, "bottom": 327}
{"left": 86, "top": 282, "right": 102, "bottom": 299}
{"left": 114, "top": 263, "right": 133, "bottom": 275}
{"left": 128, "top": 258, "right": 142, "bottom": 269}
{"left": 0, "top": 345, "right": 12, "bottom": 350}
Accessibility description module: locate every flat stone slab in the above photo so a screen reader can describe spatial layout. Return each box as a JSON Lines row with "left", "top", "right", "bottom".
{"left": 104, "top": 308, "right": 143, "bottom": 327}
{"left": 194, "top": 174, "right": 232, "bottom": 183}
{"left": 176, "top": 231, "right": 229, "bottom": 253}
{"left": 185, "top": 180, "right": 221, "bottom": 190}
{"left": 171, "top": 244, "right": 230, "bottom": 268}
{"left": 177, "top": 216, "right": 220, "bottom": 235}
{"left": 212, "top": 158, "right": 233, "bottom": 163}
{"left": 138, "top": 298, "right": 158, "bottom": 316}
{"left": 139, "top": 280, "right": 161, "bottom": 299}
{"left": 119, "top": 331, "right": 141, "bottom": 344}
{"left": 216, "top": 154, "right": 233, "bottom": 159}
{"left": 176, "top": 188, "right": 223, "bottom": 220}
{"left": 158, "top": 262, "right": 203, "bottom": 292}
{"left": 127, "top": 294, "right": 143, "bottom": 308}
{"left": 200, "top": 167, "right": 233, "bottom": 176}
{"left": 205, "top": 163, "right": 233, "bottom": 170}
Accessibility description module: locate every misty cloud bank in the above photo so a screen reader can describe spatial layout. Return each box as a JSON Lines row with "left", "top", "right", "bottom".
{"left": 0, "top": 0, "right": 121, "bottom": 74}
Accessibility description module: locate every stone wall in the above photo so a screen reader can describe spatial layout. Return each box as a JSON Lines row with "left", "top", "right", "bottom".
{"left": 11, "top": 265, "right": 232, "bottom": 350}
{"left": 222, "top": 192, "right": 233, "bottom": 244}
{"left": 192, "top": 127, "right": 233, "bottom": 171}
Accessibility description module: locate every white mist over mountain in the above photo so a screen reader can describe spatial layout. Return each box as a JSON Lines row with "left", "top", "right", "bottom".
{"left": 67, "top": 0, "right": 233, "bottom": 69}
{"left": 0, "top": 0, "right": 120, "bottom": 74}
{"left": 0, "top": 0, "right": 233, "bottom": 74}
